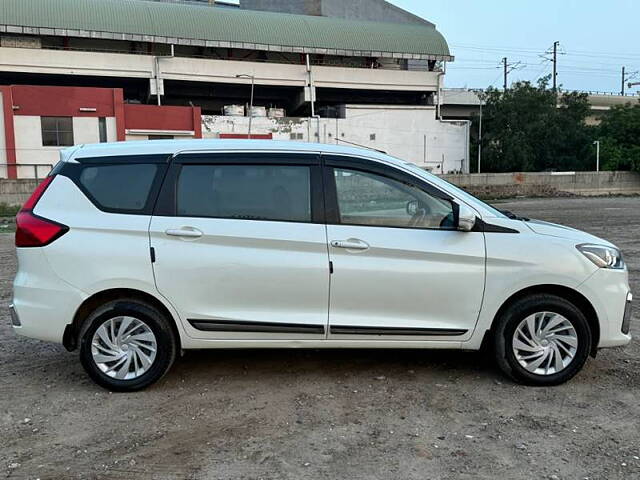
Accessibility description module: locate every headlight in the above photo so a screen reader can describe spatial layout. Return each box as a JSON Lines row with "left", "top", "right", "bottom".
{"left": 576, "top": 244, "right": 625, "bottom": 269}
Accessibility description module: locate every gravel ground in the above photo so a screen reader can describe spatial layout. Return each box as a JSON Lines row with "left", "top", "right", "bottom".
{"left": 1, "top": 196, "right": 639, "bottom": 480}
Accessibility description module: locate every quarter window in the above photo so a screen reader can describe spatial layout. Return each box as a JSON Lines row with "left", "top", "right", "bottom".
{"left": 41, "top": 117, "right": 74, "bottom": 147}
{"left": 333, "top": 168, "right": 454, "bottom": 229}
{"left": 177, "top": 164, "right": 312, "bottom": 222}
{"left": 78, "top": 163, "right": 159, "bottom": 212}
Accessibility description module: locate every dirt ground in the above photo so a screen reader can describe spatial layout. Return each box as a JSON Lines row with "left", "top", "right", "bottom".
{"left": 1, "top": 196, "right": 639, "bottom": 480}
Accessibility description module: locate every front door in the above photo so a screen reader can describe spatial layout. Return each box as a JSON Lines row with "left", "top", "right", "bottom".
{"left": 149, "top": 152, "right": 330, "bottom": 340}
{"left": 324, "top": 156, "right": 486, "bottom": 341}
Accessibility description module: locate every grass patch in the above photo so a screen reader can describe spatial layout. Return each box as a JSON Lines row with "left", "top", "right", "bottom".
{"left": 0, "top": 204, "right": 16, "bottom": 234}
{"left": 0, "top": 203, "right": 19, "bottom": 217}
{"left": 0, "top": 218, "right": 15, "bottom": 234}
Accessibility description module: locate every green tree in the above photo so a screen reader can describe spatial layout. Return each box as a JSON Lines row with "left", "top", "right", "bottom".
{"left": 472, "top": 77, "right": 593, "bottom": 172}
{"left": 596, "top": 101, "right": 640, "bottom": 171}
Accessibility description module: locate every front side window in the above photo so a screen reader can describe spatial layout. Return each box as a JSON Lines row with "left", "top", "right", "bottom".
{"left": 41, "top": 117, "right": 74, "bottom": 147}
{"left": 333, "top": 168, "right": 454, "bottom": 229}
{"left": 177, "top": 164, "right": 312, "bottom": 222}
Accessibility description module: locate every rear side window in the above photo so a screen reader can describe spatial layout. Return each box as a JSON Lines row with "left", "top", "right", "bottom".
{"left": 177, "top": 164, "right": 311, "bottom": 222}
{"left": 79, "top": 164, "right": 159, "bottom": 212}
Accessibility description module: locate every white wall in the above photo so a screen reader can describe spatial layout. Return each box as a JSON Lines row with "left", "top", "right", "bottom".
{"left": 106, "top": 117, "right": 118, "bottom": 142}
{"left": 73, "top": 117, "right": 100, "bottom": 144}
{"left": 13, "top": 115, "right": 117, "bottom": 178}
{"left": 202, "top": 105, "right": 469, "bottom": 173}
{"left": 13, "top": 116, "right": 59, "bottom": 178}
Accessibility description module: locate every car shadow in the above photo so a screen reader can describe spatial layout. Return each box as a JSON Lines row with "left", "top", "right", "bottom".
{"left": 166, "top": 347, "right": 503, "bottom": 385}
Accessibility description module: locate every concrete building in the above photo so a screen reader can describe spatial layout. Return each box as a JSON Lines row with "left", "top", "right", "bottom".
{"left": 202, "top": 105, "right": 469, "bottom": 174}
{"left": 0, "top": 85, "right": 201, "bottom": 179}
{"left": 0, "top": 0, "right": 469, "bottom": 176}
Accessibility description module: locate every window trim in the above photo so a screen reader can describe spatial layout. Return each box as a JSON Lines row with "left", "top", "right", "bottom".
{"left": 154, "top": 153, "right": 325, "bottom": 224}
{"left": 322, "top": 155, "right": 459, "bottom": 231}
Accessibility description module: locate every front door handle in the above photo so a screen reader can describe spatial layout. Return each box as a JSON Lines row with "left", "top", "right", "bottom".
{"left": 330, "top": 239, "right": 369, "bottom": 250}
{"left": 165, "top": 227, "right": 203, "bottom": 238}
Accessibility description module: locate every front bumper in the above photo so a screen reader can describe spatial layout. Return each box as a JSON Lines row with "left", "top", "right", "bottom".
{"left": 622, "top": 292, "right": 633, "bottom": 335}
{"left": 578, "top": 268, "right": 632, "bottom": 348}
{"left": 9, "top": 303, "right": 20, "bottom": 326}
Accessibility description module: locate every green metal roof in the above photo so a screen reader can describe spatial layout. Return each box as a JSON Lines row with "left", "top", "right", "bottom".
{"left": 0, "top": 0, "right": 452, "bottom": 60}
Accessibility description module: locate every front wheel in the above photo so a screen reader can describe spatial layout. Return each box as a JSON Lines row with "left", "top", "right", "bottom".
{"left": 494, "top": 294, "right": 592, "bottom": 386}
{"left": 79, "top": 299, "right": 177, "bottom": 392}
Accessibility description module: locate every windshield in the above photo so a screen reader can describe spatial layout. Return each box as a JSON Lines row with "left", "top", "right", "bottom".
{"left": 400, "top": 162, "right": 508, "bottom": 219}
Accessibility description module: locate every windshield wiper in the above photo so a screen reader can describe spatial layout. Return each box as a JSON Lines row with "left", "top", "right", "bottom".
{"left": 500, "top": 209, "right": 530, "bottom": 222}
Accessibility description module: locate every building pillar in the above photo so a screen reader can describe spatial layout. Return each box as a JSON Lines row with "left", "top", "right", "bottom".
{"left": 193, "top": 106, "right": 203, "bottom": 139}
{"left": 113, "top": 88, "right": 126, "bottom": 141}
{"left": 0, "top": 86, "right": 17, "bottom": 179}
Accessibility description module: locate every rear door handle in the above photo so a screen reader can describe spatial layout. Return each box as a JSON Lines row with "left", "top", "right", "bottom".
{"left": 165, "top": 227, "right": 203, "bottom": 238}
{"left": 330, "top": 239, "right": 369, "bottom": 250}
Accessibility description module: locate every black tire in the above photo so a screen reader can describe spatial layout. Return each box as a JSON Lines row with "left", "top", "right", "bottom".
{"left": 79, "top": 298, "right": 177, "bottom": 392}
{"left": 493, "top": 294, "right": 592, "bottom": 386}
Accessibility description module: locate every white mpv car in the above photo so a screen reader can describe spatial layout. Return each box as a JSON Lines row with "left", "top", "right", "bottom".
{"left": 11, "top": 140, "right": 632, "bottom": 391}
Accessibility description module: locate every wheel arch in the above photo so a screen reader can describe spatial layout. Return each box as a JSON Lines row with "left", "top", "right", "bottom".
{"left": 63, "top": 288, "right": 182, "bottom": 352}
{"left": 488, "top": 284, "right": 600, "bottom": 356}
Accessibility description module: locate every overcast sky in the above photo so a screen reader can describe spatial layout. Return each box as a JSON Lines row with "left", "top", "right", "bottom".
{"left": 390, "top": 0, "right": 639, "bottom": 94}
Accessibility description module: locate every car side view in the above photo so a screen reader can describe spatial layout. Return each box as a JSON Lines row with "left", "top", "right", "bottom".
{"left": 11, "top": 140, "right": 633, "bottom": 391}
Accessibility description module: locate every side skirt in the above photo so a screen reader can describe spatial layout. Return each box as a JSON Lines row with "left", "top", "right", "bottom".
{"left": 188, "top": 319, "right": 325, "bottom": 335}
{"left": 329, "top": 325, "right": 468, "bottom": 336}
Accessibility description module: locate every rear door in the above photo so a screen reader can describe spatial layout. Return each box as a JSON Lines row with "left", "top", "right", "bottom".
{"left": 149, "top": 152, "right": 330, "bottom": 340}
{"left": 323, "top": 155, "right": 486, "bottom": 341}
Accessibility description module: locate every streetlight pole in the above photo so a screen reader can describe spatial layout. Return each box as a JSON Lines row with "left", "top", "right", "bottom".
{"left": 477, "top": 98, "right": 483, "bottom": 174}
{"left": 593, "top": 140, "right": 600, "bottom": 172}
{"left": 236, "top": 74, "right": 255, "bottom": 139}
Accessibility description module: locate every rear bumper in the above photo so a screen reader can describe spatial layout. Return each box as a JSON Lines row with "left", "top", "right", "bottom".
{"left": 12, "top": 247, "right": 86, "bottom": 344}
{"left": 578, "top": 268, "right": 632, "bottom": 348}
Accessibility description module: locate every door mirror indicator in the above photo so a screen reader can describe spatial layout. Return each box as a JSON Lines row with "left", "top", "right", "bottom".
{"left": 457, "top": 204, "right": 477, "bottom": 232}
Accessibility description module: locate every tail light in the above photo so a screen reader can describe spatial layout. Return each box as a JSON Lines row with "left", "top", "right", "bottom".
{"left": 15, "top": 176, "right": 68, "bottom": 248}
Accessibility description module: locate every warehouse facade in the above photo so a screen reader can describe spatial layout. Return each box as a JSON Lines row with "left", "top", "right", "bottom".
{"left": 0, "top": 0, "right": 469, "bottom": 177}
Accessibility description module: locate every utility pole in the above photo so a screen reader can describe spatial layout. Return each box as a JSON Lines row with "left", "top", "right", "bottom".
{"left": 552, "top": 41, "right": 559, "bottom": 91}
{"left": 236, "top": 74, "right": 255, "bottom": 139}
{"left": 503, "top": 57, "right": 508, "bottom": 90}
{"left": 593, "top": 140, "right": 600, "bottom": 172}
{"left": 477, "top": 97, "right": 483, "bottom": 173}
{"left": 622, "top": 66, "right": 626, "bottom": 96}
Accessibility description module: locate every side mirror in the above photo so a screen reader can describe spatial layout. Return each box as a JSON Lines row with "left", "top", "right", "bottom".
{"left": 406, "top": 199, "right": 419, "bottom": 216}
{"left": 457, "top": 204, "right": 477, "bottom": 232}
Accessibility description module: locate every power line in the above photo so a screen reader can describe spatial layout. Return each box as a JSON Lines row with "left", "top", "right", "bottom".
{"left": 501, "top": 57, "right": 526, "bottom": 89}
{"left": 452, "top": 42, "right": 640, "bottom": 61}
{"left": 621, "top": 67, "right": 639, "bottom": 95}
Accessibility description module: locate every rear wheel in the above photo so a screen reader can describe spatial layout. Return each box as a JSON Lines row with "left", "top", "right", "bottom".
{"left": 79, "top": 299, "right": 177, "bottom": 392}
{"left": 494, "top": 294, "right": 592, "bottom": 386}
